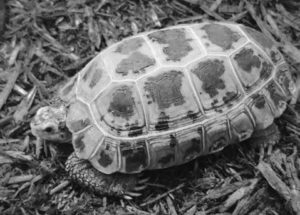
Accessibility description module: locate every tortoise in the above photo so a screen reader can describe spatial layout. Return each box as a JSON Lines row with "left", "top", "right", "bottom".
{"left": 30, "top": 21, "right": 298, "bottom": 198}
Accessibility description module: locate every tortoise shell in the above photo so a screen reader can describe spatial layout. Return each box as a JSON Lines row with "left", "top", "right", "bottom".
{"left": 60, "top": 22, "right": 296, "bottom": 174}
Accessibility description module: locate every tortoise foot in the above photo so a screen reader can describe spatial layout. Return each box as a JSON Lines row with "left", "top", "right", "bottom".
{"left": 251, "top": 123, "right": 280, "bottom": 161}
{"left": 65, "top": 153, "right": 148, "bottom": 199}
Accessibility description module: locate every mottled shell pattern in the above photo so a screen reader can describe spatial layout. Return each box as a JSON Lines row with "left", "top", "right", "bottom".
{"left": 60, "top": 22, "right": 296, "bottom": 175}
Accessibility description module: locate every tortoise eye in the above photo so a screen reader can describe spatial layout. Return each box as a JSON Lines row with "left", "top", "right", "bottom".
{"left": 44, "top": 127, "right": 54, "bottom": 133}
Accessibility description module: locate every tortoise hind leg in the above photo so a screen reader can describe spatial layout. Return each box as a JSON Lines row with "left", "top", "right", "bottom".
{"left": 251, "top": 123, "right": 280, "bottom": 160}
{"left": 65, "top": 153, "right": 147, "bottom": 199}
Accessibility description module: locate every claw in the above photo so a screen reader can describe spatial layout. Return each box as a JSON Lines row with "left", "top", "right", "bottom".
{"left": 138, "top": 177, "right": 150, "bottom": 184}
{"left": 124, "top": 191, "right": 142, "bottom": 197}
{"left": 133, "top": 184, "right": 147, "bottom": 191}
{"left": 123, "top": 195, "right": 133, "bottom": 200}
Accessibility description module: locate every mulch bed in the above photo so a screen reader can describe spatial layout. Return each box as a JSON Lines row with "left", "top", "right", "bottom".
{"left": 1, "top": 0, "right": 300, "bottom": 214}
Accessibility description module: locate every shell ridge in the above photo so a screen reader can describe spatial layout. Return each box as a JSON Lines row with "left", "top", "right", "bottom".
{"left": 88, "top": 132, "right": 105, "bottom": 160}
{"left": 99, "top": 52, "right": 114, "bottom": 80}
{"left": 134, "top": 80, "right": 150, "bottom": 132}
{"left": 90, "top": 80, "right": 112, "bottom": 103}
{"left": 189, "top": 25, "right": 208, "bottom": 56}
{"left": 227, "top": 54, "right": 246, "bottom": 95}
{"left": 142, "top": 33, "right": 163, "bottom": 68}
{"left": 182, "top": 66, "right": 205, "bottom": 114}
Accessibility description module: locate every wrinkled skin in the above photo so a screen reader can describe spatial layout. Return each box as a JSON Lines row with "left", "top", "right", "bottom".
{"left": 31, "top": 106, "right": 145, "bottom": 199}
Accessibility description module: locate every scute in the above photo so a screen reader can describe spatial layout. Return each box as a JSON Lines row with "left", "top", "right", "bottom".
{"left": 147, "top": 27, "right": 204, "bottom": 65}
{"left": 192, "top": 22, "right": 247, "bottom": 53}
{"left": 187, "top": 56, "right": 243, "bottom": 112}
{"left": 76, "top": 56, "right": 111, "bottom": 103}
{"left": 263, "top": 81, "right": 288, "bottom": 117}
{"left": 101, "top": 36, "right": 157, "bottom": 80}
{"left": 72, "top": 125, "right": 105, "bottom": 159}
{"left": 119, "top": 140, "right": 150, "bottom": 173}
{"left": 231, "top": 43, "right": 274, "bottom": 91}
{"left": 91, "top": 82, "right": 146, "bottom": 137}
{"left": 227, "top": 105, "right": 255, "bottom": 142}
{"left": 137, "top": 68, "right": 202, "bottom": 132}
{"left": 89, "top": 137, "right": 120, "bottom": 174}
{"left": 146, "top": 125, "right": 204, "bottom": 170}
{"left": 247, "top": 92, "right": 275, "bottom": 130}
{"left": 66, "top": 101, "right": 92, "bottom": 133}
{"left": 204, "top": 117, "right": 231, "bottom": 153}
{"left": 275, "top": 64, "right": 296, "bottom": 98}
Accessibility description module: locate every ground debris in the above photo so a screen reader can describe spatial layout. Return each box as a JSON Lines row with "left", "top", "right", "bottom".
{"left": 0, "top": 0, "right": 300, "bottom": 214}
{"left": 257, "top": 149, "right": 300, "bottom": 215}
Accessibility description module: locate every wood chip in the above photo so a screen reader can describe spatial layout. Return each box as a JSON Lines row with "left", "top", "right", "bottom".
{"left": 13, "top": 86, "right": 37, "bottom": 123}
{"left": 203, "top": 179, "right": 254, "bottom": 200}
{"left": 257, "top": 160, "right": 300, "bottom": 214}
{"left": 209, "top": 0, "right": 223, "bottom": 12}
{"left": 221, "top": 179, "right": 258, "bottom": 212}
{"left": 50, "top": 180, "right": 71, "bottom": 195}
{"left": 140, "top": 183, "right": 184, "bottom": 207}
{"left": 0, "top": 66, "right": 20, "bottom": 110}
{"left": 200, "top": 5, "right": 225, "bottom": 21}
{"left": 166, "top": 196, "right": 178, "bottom": 215}
{"left": 7, "top": 175, "right": 35, "bottom": 185}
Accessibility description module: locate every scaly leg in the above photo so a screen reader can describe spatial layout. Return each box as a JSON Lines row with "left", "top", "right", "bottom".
{"left": 65, "top": 153, "right": 148, "bottom": 199}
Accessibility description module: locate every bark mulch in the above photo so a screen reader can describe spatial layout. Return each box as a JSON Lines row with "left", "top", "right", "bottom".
{"left": 1, "top": 0, "right": 300, "bottom": 214}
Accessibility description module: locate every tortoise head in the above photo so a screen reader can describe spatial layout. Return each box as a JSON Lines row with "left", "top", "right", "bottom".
{"left": 31, "top": 106, "right": 72, "bottom": 143}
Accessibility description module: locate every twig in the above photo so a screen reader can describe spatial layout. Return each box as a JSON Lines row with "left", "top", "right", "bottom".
{"left": 200, "top": 5, "right": 225, "bottom": 21}
{"left": 166, "top": 196, "right": 178, "bottom": 215}
{"left": 140, "top": 183, "right": 184, "bottom": 207}
{"left": 7, "top": 175, "right": 35, "bottom": 185}
{"left": 0, "top": 66, "right": 20, "bottom": 110}
{"left": 50, "top": 180, "right": 70, "bottom": 195}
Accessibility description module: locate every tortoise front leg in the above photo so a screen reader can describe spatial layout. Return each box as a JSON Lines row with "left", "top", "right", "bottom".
{"left": 65, "top": 153, "right": 147, "bottom": 199}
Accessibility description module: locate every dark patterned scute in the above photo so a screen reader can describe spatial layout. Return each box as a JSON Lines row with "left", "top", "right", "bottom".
{"left": 92, "top": 82, "right": 146, "bottom": 137}
{"left": 231, "top": 44, "right": 274, "bottom": 91}
{"left": 192, "top": 59, "right": 226, "bottom": 98}
{"left": 120, "top": 141, "right": 149, "bottom": 173}
{"left": 144, "top": 70, "right": 185, "bottom": 109}
{"left": 108, "top": 85, "right": 135, "bottom": 119}
{"left": 249, "top": 93, "right": 274, "bottom": 129}
{"left": 115, "top": 37, "right": 144, "bottom": 54}
{"left": 115, "top": 52, "right": 156, "bottom": 76}
{"left": 234, "top": 48, "right": 261, "bottom": 73}
{"left": 138, "top": 67, "right": 201, "bottom": 132}
{"left": 148, "top": 28, "right": 192, "bottom": 61}
{"left": 76, "top": 58, "right": 111, "bottom": 103}
{"left": 72, "top": 126, "right": 105, "bottom": 160}
{"left": 188, "top": 56, "right": 242, "bottom": 111}
{"left": 202, "top": 23, "right": 241, "bottom": 50}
